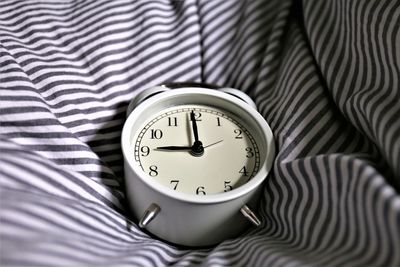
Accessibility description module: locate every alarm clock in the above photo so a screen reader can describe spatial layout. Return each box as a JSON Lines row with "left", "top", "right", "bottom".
{"left": 121, "top": 83, "right": 275, "bottom": 246}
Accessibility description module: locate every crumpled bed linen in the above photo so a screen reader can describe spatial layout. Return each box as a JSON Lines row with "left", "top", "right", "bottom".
{"left": 1, "top": 0, "right": 399, "bottom": 266}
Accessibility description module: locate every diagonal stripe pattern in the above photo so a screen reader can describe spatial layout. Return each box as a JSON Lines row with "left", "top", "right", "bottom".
{"left": 1, "top": 0, "right": 399, "bottom": 266}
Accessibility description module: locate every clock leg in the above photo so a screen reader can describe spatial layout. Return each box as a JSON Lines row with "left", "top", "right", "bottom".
{"left": 138, "top": 203, "right": 161, "bottom": 229}
{"left": 240, "top": 205, "right": 261, "bottom": 227}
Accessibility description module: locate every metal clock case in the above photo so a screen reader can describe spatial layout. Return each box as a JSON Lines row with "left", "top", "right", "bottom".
{"left": 121, "top": 84, "right": 275, "bottom": 247}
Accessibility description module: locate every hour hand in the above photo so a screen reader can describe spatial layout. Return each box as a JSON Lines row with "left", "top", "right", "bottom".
{"left": 156, "top": 140, "right": 223, "bottom": 151}
{"left": 155, "top": 146, "right": 192, "bottom": 151}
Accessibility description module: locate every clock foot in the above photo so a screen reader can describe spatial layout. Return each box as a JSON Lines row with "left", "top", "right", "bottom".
{"left": 139, "top": 203, "right": 160, "bottom": 229}
{"left": 240, "top": 205, "right": 261, "bottom": 227}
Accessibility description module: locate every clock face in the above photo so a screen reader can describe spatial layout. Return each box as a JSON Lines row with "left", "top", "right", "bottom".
{"left": 133, "top": 104, "right": 261, "bottom": 195}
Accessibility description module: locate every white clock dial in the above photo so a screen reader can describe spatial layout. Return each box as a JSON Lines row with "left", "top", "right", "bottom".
{"left": 133, "top": 104, "right": 261, "bottom": 195}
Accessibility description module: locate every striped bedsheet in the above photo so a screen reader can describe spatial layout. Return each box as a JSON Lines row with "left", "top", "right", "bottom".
{"left": 1, "top": 0, "right": 399, "bottom": 266}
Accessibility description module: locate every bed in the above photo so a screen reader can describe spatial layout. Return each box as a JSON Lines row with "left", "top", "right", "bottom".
{"left": 1, "top": 0, "right": 399, "bottom": 266}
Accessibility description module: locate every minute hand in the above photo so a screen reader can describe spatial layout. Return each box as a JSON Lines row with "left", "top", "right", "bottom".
{"left": 190, "top": 110, "right": 204, "bottom": 156}
{"left": 190, "top": 110, "right": 200, "bottom": 142}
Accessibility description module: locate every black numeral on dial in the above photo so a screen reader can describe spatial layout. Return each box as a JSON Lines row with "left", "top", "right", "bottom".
{"left": 168, "top": 117, "right": 178, "bottom": 127}
{"left": 193, "top": 112, "right": 202, "bottom": 121}
{"left": 224, "top": 181, "right": 233, "bottom": 192}
{"left": 239, "top": 166, "right": 248, "bottom": 176}
{"left": 150, "top": 129, "right": 163, "bottom": 139}
{"left": 245, "top": 147, "right": 254, "bottom": 158}
{"left": 196, "top": 186, "right": 206, "bottom": 195}
{"left": 149, "top": 165, "right": 158, "bottom": 177}
{"left": 234, "top": 129, "right": 243, "bottom": 139}
{"left": 140, "top": 146, "right": 150, "bottom": 157}
{"left": 216, "top": 117, "right": 221, "bottom": 126}
{"left": 170, "top": 180, "right": 179, "bottom": 190}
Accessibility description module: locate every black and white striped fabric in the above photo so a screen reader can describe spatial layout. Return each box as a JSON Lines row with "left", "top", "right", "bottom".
{"left": 1, "top": 0, "right": 399, "bottom": 266}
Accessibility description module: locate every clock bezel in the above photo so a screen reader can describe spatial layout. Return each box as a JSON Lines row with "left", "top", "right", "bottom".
{"left": 121, "top": 87, "right": 275, "bottom": 204}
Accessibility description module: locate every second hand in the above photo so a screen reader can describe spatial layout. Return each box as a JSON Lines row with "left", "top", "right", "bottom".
{"left": 203, "top": 140, "right": 223, "bottom": 148}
